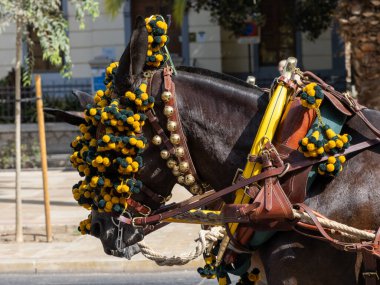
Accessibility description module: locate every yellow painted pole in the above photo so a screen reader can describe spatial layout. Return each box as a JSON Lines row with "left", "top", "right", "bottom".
{"left": 35, "top": 75, "right": 52, "bottom": 242}
{"left": 215, "top": 58, "right": 298, "bottom": 265}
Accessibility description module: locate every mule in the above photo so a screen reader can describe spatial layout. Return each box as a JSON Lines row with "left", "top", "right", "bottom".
{"left": 55, "top": 17, "right": 380, "bottom": 285}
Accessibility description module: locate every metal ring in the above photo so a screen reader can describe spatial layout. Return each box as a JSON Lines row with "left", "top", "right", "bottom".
{"left": 278, "top": 163, "right": 290, "bottom": 178}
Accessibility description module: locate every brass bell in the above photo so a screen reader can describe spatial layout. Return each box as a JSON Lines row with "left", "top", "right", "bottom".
{"left": 167, "top": 120, "right": 177, "bottom": 132}
{"left": 152, "top": 135, "right": 162, "bottom": 146}
{"left": 190, "top": 184, "right": 200, "bottom": 194}
{"left": 161, "top": 91, "right": 172, "bottom": 103}
{"left": 170, "top": 134, "right": 180, "bottom": 145}
{"left": 164, "top": 106, "right": 174, "bottom": 117}
{"left": 172, "top": 169, "right": 181, "bottom": 177}
{"left": 177, "top": 176, "right": 185, "bottom": 184}
{"left": 160, "top": 150, "right": 170, "bottom": 160}
{"left": 166, "top": 159, "right": 177, "bottom": 169}
{"left": 179, "top": 161, "right": 189, "bottom": 173}
{"left": 185, "top": 174, "right": 195, "bottom": 185}
{"left": 175, "top": 147, "right": 185, "bottom": 158}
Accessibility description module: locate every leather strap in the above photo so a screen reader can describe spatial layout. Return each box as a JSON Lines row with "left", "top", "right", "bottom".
{"left": 118, "top": 138, "right": 380, "bottom": 226}
{"left": 163, "top": 67, "right": 201, "bottom": 183}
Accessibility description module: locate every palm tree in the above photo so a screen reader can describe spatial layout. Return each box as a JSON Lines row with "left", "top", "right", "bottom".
{"left": 336, "top": 0, "right": 380, "bottom": 109}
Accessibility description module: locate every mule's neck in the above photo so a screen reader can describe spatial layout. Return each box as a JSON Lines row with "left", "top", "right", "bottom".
{"left": 173, "top": 68, "right": 268, "bottom": 191}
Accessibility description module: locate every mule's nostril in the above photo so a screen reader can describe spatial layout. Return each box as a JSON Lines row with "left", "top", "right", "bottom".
{"left": 91, "top": 222, "right": 101, "bottom": 238}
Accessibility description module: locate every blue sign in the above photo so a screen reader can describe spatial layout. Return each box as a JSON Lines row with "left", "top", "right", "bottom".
{"left": 92, "top": 71, "right": 106, "bottom": 93}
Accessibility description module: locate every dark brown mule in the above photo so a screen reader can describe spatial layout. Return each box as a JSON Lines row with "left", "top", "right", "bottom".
{"left": 49, "top": 17, "right": 380, "bottom": 285}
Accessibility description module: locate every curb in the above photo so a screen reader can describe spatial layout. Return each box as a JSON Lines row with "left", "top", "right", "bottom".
{"left": 0, "top": 258, "right": 204, "bottom": 274}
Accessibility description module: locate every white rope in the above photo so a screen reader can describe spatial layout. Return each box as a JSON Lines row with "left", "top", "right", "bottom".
{"left": 137, "top": 226, "right": 225, "bottom": 266}
{"left": 293, "top": 210, "right": 375, "bottom": 241}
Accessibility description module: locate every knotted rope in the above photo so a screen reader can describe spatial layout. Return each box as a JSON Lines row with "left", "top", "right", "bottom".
{"left": 137, "top": 226, "right": 225, "bottom": 266}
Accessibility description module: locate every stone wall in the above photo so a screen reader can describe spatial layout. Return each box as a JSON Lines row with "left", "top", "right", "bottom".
{"left": 0, "top": 123, "right": 79, "bottom": 156}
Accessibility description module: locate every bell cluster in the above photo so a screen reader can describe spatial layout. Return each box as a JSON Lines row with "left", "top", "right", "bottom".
{"left": 151, "top": 90, "right": 202, "bottom": 195}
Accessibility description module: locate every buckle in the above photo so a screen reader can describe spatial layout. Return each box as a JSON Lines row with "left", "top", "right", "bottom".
{"left": 362, "top": 272, "right": 379, "bottom": 280}
{"left": 232, "top": 168, "right": 244, "bottom": 184}
{"left": 141, "top": 205, "right": 152, "bottom": 216}
{"left": 131, "top": 217, "right": 144, "bottom": 228}
{"left": 343, "top": 92, "right": 356, "bottom": 108}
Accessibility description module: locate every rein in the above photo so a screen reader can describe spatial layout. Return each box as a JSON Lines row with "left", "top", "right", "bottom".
{"left": 118, "top": 137, "right": 380, "bottom": 227}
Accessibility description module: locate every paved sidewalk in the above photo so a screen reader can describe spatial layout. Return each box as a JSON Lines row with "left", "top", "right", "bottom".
{"left": 0, "top": 169, "right": 204, "bottom": 273}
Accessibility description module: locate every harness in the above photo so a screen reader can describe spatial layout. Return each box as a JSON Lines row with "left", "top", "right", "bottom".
{"left": 116, "top": 64, "right": 380, "bottom": 285}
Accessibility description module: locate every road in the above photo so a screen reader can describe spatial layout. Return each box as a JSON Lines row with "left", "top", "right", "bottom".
{"left": 0, "top": 271, "right": 239, "bottom": 285}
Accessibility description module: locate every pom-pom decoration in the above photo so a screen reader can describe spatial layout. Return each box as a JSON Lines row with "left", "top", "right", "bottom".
{"left": 298, "top": 82, "right": 352, "bottom": 177}
{"left": 145, "top": 15, "right": 169, "bottom": 68}
{"left": 300, "top": 82, "right": 324, "bottom": 109}
{"left": 70, "top": 15, "right": 170, "bottom": 235}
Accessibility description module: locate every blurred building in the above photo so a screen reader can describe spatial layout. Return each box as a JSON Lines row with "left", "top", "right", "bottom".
{"left": 0, "top": 0, "right": 345, "bottom": 89}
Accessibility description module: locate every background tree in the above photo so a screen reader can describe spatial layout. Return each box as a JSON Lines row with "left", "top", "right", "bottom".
{"left": 0, "top": 0, "right": 99, "bottom": 242}
{"left": 180, "top": 0, "right": 380, "bottom": 110}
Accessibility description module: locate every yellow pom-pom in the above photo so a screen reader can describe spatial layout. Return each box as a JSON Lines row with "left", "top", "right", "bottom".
{"left": 95, "top": 156, "right": 103, "bottom": 164}
{"left": 141, "top": 93, "right": 148, "bottom": 101}
{"left": 326, "top": 163, "right": 335, "bottom": 172}
{"left": 136, "top": 140, "right": 144, "bottom": 149}
{"left": 301, "top": 137, "right": 309, "bottom": 146}
{"left": 101, "top": 112, "right": 108, "bottom": 120}
{"left": 139, "top": 83, "right": 147, "bottom": 92}
{"left": 133, "top": 114, "right": 141, "bottom": 121}
{"left": 105, "top": 201, "right": 113, "bottom": 210}
{"left": 111, "top": 197, "right": 119, "bottom": 204}
{"left": 327, "top": 156, "right": 336, "bottom": 164}
{"left": 147, "top": 50, "right": 153, "bottom": 56}
{"left": 102, "top": 135, "right": 110, "bottom": 143}
{"left": 336, "top": 139, "right": 344, "bottom": 148}
{"left": 317, "top": 147, "right": 324, "bottom": 155}
{"left": 161, "top": 35, "right": 167, "bottom": 43}
{"left": 326, "top": 129, "right": 336, "bottom": 139}
{"left": 338, "top": 155, "right": 346, "bottom": 163}
{"left": 103, "top": 157, "right": 110, "bottom": 167}
{"left": 89, "top": 108, "right": 97, "bottom": 116}
{"left": 146, "top": 24, "right": 152, "bottom": 33}
{"left": 156, "top": 21, "right": 165, "bottom": 29}
{"left": 129, "top": 138, "right": 137, "bottom": 145}
{"left": 104, "top": 194, "right": 111, "bottom": 202}
{"left": 327, "top": 140, "right": 336, "bottom": 149}
{"left": 131, "top": 161, "right": 139, "bottom": 169}
{"left": 307, "top": 143, "right": 316, "bottom": 151}
{"left": 156, "top": 54, "right": 164, "bottom": 61}
{"left": 341, "top": 135, "right": 349, "bottom": 143}
{"left": 126, "top": 116, "right": 134, "bottom": 124}
{"left": 148, "top": 35, "right": 153, "bottom": 43}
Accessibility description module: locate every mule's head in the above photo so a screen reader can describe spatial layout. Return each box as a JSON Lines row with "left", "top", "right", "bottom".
{"left": 86, "top": 16, "right": 176, "bottom": 258}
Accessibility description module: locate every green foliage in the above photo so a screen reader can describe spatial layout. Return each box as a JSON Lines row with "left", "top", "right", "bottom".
{"left": 173, "top": 0, "right": 338, "bottom": 40}
{"left": 0, "top": 0, "right": 99, "bottom": 78}
{"left": 104, "top": 0, "right": 125, "bottom": 18}
{"left": 0, "top": 139, "right": 41, "bottom": 169}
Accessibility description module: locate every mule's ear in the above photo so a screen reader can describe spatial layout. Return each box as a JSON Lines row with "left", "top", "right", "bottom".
{"left": 44, "top": 108, "right": 86, "bottom": 126}
{"left": 130, "top": 16, "right": 149, "bottom": 76}
{"left": 114, "top": 16, "right": 148, "bottom": 95}
{"left": 72, "top": 89, "right": 93, "bottom": 109}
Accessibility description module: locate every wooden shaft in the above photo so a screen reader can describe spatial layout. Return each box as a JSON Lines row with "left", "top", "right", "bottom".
{"left": 15, "top": 17, "right": 23, "bottom": 243}
{"left": 35, "top": 75, "right": 52, "bottom": 242}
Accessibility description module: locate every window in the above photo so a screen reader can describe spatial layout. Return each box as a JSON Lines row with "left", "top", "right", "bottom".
{"left": 259, "top": 0, "right": 296, "bottom": 66}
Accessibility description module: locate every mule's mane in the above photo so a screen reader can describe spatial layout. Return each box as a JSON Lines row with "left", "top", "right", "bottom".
{"left": 177, "top": 66, "right": 258, "bottom": 89}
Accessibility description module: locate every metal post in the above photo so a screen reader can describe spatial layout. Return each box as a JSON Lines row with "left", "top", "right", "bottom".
{"left": 15, "top": 17, "right": 23, "bottom": 243}
{"left": 35, "top": 75, "right": 52, "bottom": 242}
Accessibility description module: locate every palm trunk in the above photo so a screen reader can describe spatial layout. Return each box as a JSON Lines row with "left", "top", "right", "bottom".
{"left": 336, "top": 0, "right": 380, "bottom": 109}
{"left": 15, "top": 17, "right": 23, "bottom": 243}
